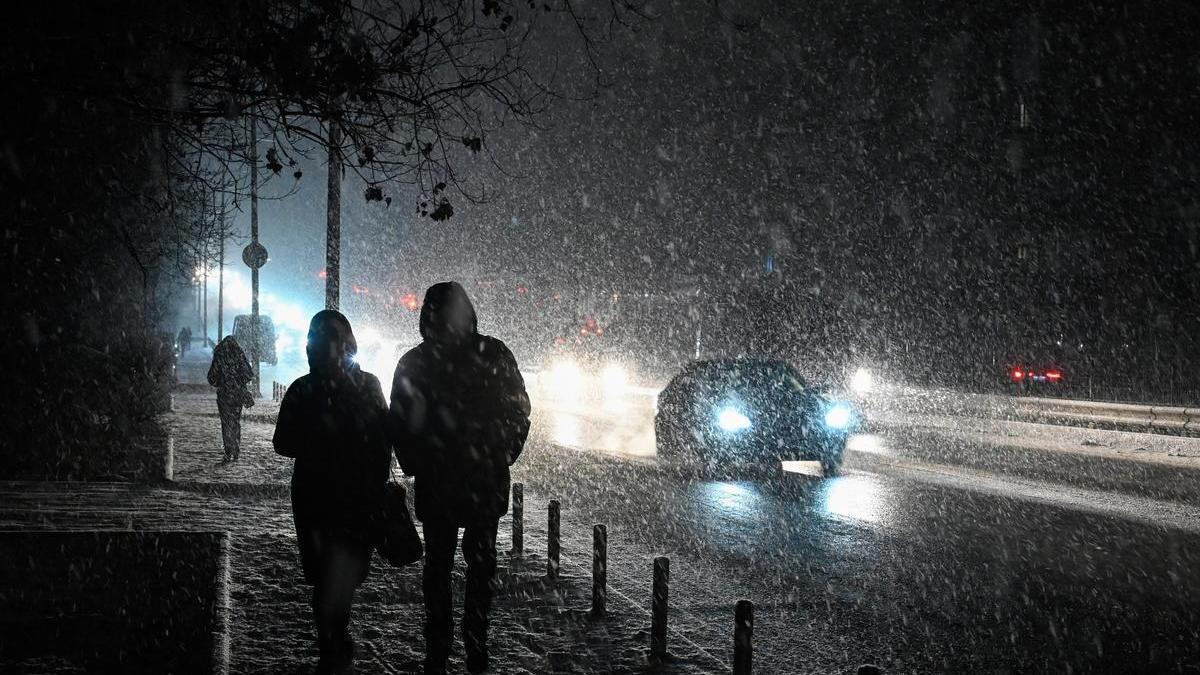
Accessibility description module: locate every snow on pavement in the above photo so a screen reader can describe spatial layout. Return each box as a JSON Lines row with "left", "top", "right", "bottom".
{"left": 1, "top": 395, "right": 721, "bottom": 675}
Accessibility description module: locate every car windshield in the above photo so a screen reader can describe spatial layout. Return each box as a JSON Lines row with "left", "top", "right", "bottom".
{"left": 684, "top": 361, "right": 806, "bottom": 398}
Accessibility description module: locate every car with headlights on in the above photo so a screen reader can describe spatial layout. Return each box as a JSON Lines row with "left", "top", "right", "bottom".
{"left": 655, "top": 359, "right": 858, "bottom": 476}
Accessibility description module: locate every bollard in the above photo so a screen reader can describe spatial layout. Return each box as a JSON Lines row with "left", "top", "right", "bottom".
{"left": 734, "top": 599, "right": 753, "bottom": 674}
{"left": 651, "top": 556, "right": 669, "bottom": 660}
{"left": 512, "top": 483, "right": 524, "bottom": 555}
{"left": 592, "top": 524, "right": 608, "bottom": 616}
{"left": 548, "top": 499, "right": 561, "bottom": 579}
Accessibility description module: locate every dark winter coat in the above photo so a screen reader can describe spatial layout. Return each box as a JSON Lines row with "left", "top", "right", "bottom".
{"left": 273, "top": 311, "right": 392, "bottom": 536}
{"left": 389, "top": 282, "right": 531, "bottom": 525}
{"left": 208, "top": 336, "right": 252, "bottom": 403}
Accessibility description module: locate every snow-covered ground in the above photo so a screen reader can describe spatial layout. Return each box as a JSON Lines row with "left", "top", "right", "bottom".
{"left": 1, "top": 394, "right": 725, "bottom": 675}
{"left": 12, "top": 389, "right": 1200, "bottom": 673}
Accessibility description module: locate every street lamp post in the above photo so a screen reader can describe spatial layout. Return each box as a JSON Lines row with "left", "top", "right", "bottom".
{"left": 201, "top": 230, "right": 208, "bottom": 347}
{"left": 217, "top": 191, "right": 225, "bottom": 341}
{"left": 243, "top": 120, "right": 269, "bottom": 397}
{"left": 325, "top": 117, "right": 341, "bottom": 311}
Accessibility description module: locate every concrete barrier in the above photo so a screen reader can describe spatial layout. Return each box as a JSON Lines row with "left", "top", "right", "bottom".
{"left": 0, "top": 531, "right": 230, "bottom": 674}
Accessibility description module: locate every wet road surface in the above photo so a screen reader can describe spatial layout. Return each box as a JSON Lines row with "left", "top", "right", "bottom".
{"left": 517, "top": 401, "right": 1200, "bottom": 673}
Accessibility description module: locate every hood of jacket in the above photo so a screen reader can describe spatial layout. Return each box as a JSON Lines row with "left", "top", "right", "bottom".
{"left": 419, "top": 281, "right": 478, "bottom": 347}
{"left": 306, "top": 309, "right": 359, "bottom": 377}
{"left": 215, "top": 335, "right": 244, "bottom": 360}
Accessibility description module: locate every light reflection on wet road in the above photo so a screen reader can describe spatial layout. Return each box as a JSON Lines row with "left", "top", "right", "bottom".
{"left": 521, "top": 394, "right": 1200, "bottom": 672}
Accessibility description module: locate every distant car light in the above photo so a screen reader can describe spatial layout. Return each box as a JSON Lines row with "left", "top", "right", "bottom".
{"left": 850, "top": 367, "right": 873, "bottom": 395}
{"left": 600, "top": 363, "right": 627, "bottom": 395}
{"left": 549, "top": 360, "right": 585, "bottom": 401}
{"left": 716, "top": 406, "right": 751, "bottom": 432}
{"left": 824, "top": 404, "right": 853, "bottom": 430}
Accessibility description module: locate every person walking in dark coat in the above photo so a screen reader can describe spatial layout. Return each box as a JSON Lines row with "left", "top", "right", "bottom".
{"left": 274, "top": 310, "right": 392, "bottom": 675}
{"left": 207, "top": 335, "right": 253, "bottom": 463}
{"left": 390, "top": 281, "right": 531, "bottom": 675}
{"left": 178, "top": 326, "right": 192, "bottom": 357}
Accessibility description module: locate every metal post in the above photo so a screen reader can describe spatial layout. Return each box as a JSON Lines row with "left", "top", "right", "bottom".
{"left": 217, "top": 192, "right": 225, "bottom": 341}
{"left": 651, "top": 556, "right": 669, "bottom": 660}
{"left": 548, "top": 499, "right": 560, "bottom": 579}
{"left": 201, "top": 256, "right": 208, "bottom": 347}
{"left": 512, "top": 483, "right": 524, "bottom": 555}
{"left": 592, "top": 524, "right": 607, "bottom": 616}
{"left": 734, "top": 600, "right": 753, "bottom": 674}
{"left": 249, "top": 119, "right": 261, "bottom": 397}
{"left": 325, "top": 119, "right": 341, "bottom": 311}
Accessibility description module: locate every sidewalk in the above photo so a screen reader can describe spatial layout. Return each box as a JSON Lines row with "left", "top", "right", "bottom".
{"left": 1, "top": 394, "right": 717, "bottom": 675}
{"left": 169, "top": 392, "right": 289, "bottom": 485}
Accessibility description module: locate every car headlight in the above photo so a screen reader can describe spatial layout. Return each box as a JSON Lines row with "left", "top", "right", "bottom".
{"left": 600, "top": 363, "right": 627, "bottom": 395}
{"left": 717, "top": 406, "right": 752, "bottom": 432}
{"left": 824, "top": 403, "right": 853, "bottom": 430}
{"left": 549, "top": 360, "right": 585, "bottom": 400}
{"left": 849, "top": 367, "right": 873, "bottom": 395}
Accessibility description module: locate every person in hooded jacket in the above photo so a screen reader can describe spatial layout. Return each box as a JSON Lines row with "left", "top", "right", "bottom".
{"left": 273, "top": 310, "right": 392, "bottom": 675}
{"left": 178, "top": 326, "right": 192, "bottom": 357}
{"left": 390, "top": 282, "right": 531, "bottom": 675}
{"left": 207, "top": 335, "right": 253, "bottom": 463}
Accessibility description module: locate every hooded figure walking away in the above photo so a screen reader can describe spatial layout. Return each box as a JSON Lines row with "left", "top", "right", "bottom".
{"left": 207, "top": 335, "right": 253, "bottom": 463}
{"left": 390, "top": 282, "right": 531, "bottom": 675}
{"left": 178, "top": 326, "right": 192, "bottom": 357}
{"left": 273, "top": 310, "right": 392, "bottom": 675}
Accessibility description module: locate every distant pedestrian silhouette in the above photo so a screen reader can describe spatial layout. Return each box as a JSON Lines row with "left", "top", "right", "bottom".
{"left": 273, "top": 310, "right": 392, "bottom": 675}
{"left": 390, "top": 281, "right": 531, "bottom": 675}
{"left": 207, "top": 335, "right": 252, "bottom": 463}
{"left": 178, "top": 326, "right": 192, "bottom": 357}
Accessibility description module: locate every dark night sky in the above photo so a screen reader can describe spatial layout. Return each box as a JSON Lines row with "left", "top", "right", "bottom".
{"left": 220, "top": 0, "right": 1200, "bottom": 374}
{"left": 1, "top": 0, "right": 1198, "bottom": 444}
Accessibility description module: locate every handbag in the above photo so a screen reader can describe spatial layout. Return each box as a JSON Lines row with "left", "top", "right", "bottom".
{"left": 373, "top": 467, "right": 423, "bottom": 567}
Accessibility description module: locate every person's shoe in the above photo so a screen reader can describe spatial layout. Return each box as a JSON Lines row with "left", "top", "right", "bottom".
{"left": 316, "top": 657, "right": 354, "bottom": 675}
{"left": 465, "top": 650, "right": 489, "bottom": 673}
{"left": 316, "top": 637, "right": 355, "bottom": 675}
{"left": 338, "top": 631, "right": 356, "bottom": 661}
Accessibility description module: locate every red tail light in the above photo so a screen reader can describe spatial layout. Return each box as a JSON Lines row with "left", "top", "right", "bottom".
{"left": 1046, "top": 371, "right": 1062, "bottom": 381}
{"left": 1012, "top": 369, "right": 1024, "bottom": 381}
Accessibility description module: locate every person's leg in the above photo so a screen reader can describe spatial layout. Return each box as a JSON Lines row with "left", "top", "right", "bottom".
{"left": 230, "top": 405, "right": 242, "bottom": 460}
{"left": 462, "top": 519, "right": 500, "bottom": 673}
{"left": 314, "top": 535, "right": 370, "bottom": 671}
{"left": 422, "top": 521, "right": 459, "bottom": 674}
{"left": 216, "top": 396, "right": 236, "bottom": 461}
{"left": 303, "top": 529, "right": 336, "bottom": 663}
